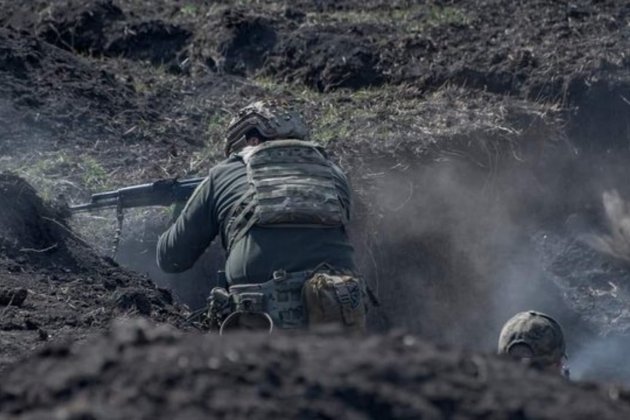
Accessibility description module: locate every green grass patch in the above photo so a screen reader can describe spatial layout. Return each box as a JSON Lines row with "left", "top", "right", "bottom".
{"left": 185, "top": 110, "right": 232, "bottom": 172}
{"left": 179, "top": 4, "right": 199, "bottom": 17}
{"left": 3, "top": 152, "right": 114, "bottom": 201}
{"left": 79, "top": 156, "right": 110, "bottom": 190}
{"left": 427, "top": 5, "right": 470, "bottom": 27}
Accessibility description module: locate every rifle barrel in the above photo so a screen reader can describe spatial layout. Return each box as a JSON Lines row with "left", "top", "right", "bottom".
{"left": 69, "top": 177, "right": 205, "bottom": 213}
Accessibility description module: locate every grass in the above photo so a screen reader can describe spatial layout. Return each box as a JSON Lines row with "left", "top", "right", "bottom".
{"left": 79, "top": 156, "right": 110, "bottom": 190}
{"left": 178, "top": 4, "right": 199, "bottom": 17}
{"left": 2, "top": 152, "right": 113, "bottom": 201}
{"left": 305, "top": 5, "right": 471, "bottom": 33}
{"left": 244, "top": 74, "right": 561, "bottom": 166}
{"left": 248, "top": 75, "right": 563, "bottom": 160}
{"left": 427, "top": 5, "right": 471, "bottom": 27}
{"left": 186, "top": 111, "right": 232, "bottom": 173}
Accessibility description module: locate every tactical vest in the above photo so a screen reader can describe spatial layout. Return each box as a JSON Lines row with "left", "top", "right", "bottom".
{"left": 224, "top": 140, "right": 349, "bottom": 251}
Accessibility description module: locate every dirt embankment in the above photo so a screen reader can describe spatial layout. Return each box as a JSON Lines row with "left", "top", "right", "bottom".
{"left": 2, "top": 0, "right": 628, "bottom": 149}
{"left": 0, "top": 174, "right": 189, "bottom": 372}
{"left": 2, "top": 318, "right": 630, "bottom": 420}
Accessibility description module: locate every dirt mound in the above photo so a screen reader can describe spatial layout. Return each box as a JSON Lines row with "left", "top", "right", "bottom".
{"left": 192, "top": 9, "right": 278, "bottom": 76}
{"left": 265, "top": 25, "right": 384, "bottom": 92}
{"left": 0, "top": 174, "right": 189, "bottom": 372}
{"left": 105, "top": 20, "right": 191, "bottom": 73}
{"left": 0, "top": 25, "right": 136, "bottom": 149}
{"left": 4, "top": 0, "right": 191, "bottom": 73}
{"left": 37, "top": 0, "right": 125, "bottom": 54}
{"left": 0, "top": 173, "right": 74, "bottom": 265}
{"left": 38, "top": 0, "right": 191, "bottom": 73}
{"left": 1, "top": 318, "right": 629, "bottom": 420}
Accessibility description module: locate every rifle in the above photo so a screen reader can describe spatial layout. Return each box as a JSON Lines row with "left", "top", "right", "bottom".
{"left": 70, "top": 177, "right": 205, "bottom": 255}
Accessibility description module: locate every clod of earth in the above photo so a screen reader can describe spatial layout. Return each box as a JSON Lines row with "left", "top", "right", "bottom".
{"left": 264, "top": 28, "right": 384, "bottom": 92}
{"left": 0, "top": 288, "right": 27, "bottom": 307}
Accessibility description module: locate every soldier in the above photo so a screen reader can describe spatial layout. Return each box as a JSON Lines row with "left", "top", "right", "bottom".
{"left": 157, "top": 101, "right": 366, "bottom": 333}
{"left": 498, "top": 310, "right": 570, "bottom": 377}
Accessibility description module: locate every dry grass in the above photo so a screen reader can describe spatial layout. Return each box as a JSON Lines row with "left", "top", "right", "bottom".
{"left": 304, "top": 5, "right": 472, "bottom": 32}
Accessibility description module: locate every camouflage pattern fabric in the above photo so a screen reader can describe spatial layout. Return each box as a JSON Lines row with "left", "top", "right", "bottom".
{"left": 224, "top": 100, "right": 309, "bottom": 156}
{"left": 498, "top": 310, "right": 566, "bottom": 367}
{"left": 225, "top": 140, "right": 349, "bottom": 251}
{"left": 156, "top": 153, "right": 356, "bottom": 285}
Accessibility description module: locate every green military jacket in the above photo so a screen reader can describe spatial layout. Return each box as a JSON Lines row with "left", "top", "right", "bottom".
{"left": 156, "top": 148, "right": 355, "bottom": 285}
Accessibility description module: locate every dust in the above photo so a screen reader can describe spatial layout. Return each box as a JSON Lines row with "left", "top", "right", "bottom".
{"left": 581, "top": 190, "right": 630, "bottom": 263}
{"left": 571, "top": 335, "right": 630, "bottom": 383}
{"left": 108, "top": 208, "right": 224, "bottom": 310}
{"left": 98, "top": 140, "right": 630, "bottom": 384}
{"left": 358, "top": 149, "right": 630, "bottom": 383}
{"left": 359, "top": 159, "right": 548, "bottom": 344}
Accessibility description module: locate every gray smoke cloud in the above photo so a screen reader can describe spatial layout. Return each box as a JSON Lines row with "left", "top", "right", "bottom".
{"left": 570, "top": 335, "right": 630, "bottom": 383}
{"left": 582, "top": 190, "right": 630, "bottom": 263}
{"left": 355, "top": 152, "right": 630, "bottom": 384}
{"left": 356, "top": 159, "right": 550, "bottom": 343}
{"left": 55, "top": 132, "right": 630, "bottom": 386}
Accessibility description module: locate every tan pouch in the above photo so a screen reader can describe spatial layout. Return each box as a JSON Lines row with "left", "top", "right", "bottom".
{"left": 303, "top": 272, "right": 366, "bottom": 333}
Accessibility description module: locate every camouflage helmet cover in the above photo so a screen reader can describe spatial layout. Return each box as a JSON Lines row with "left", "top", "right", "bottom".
{"left": 498, "top": 310, "right": 566, "bottom": 366}
{"left": 224, "top": 100, "right": 309, "bottom": 156}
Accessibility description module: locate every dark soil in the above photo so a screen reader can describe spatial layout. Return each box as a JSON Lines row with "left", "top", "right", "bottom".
{"left": 0, "top": 174, "right": 189, "bottom": 372}
{"left": 1, "top": 0, "right": 630, "bottom": 417}
{"left": 2, "top": 318, "right": 630, "bottom": 420}
{"left": 2, "top": 0, "right": 628, "bottom": 148}
{"left": 265, "top": 26, "right": 384, "bottom": 92}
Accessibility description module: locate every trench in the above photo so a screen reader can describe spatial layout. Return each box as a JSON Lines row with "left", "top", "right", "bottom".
{"left": 113, "top": 84, "right": 630, "bottom": 384}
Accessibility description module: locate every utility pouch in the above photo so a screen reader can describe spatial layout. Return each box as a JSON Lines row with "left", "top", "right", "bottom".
{"left": 302, "top": 272, "right": 367, "bottom": 333}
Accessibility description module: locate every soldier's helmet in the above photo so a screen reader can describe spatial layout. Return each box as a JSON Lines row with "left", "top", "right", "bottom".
{"left": 498, "top": 310, "right": 567, "bottom": 371}
{"left": 224, "top": 100, "right": 309, "bottom": 156}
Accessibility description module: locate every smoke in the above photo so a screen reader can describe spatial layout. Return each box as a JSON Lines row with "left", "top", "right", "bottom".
{"left": 581, "top": 190, "right": 630, "bottom": 263}
{"left": 65, "top": 132, "right": 630, "bottom": 385}
{"left": 356, "top": 158, "right": 555, "bottom": 346}
{"left": 570, "top": 335, "right": 630, "bottom": 384}
{"left": 355, "top": 149, "right": 630, "bottom": 384}
{"left": 111, "top": 208, "right": 224, "bottom": 309}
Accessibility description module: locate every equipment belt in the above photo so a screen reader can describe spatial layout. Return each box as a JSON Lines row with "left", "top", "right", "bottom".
{"left": 227, "top": 270, "right": 312, "bottom": 329}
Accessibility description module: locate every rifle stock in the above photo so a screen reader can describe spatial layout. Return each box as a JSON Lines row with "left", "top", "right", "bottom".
{"left": 70, "top": 177, "right": 205, "bottom": 213}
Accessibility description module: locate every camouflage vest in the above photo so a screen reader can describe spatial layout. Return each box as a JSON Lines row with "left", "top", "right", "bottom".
{"left": 224, "top": 140, "right": 349, "bottom": 251}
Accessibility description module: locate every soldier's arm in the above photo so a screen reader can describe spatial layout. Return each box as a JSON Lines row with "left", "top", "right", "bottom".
{"left": 156, "top": 174, "right": 218, "bottom": 273}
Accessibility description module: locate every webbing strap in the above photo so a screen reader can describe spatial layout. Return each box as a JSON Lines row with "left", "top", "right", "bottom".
{"left": 332, "top": 277, "right": 360, "bottom": 325}
{"left": 225, "top": 195, "right": 257, "bottom": 252}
